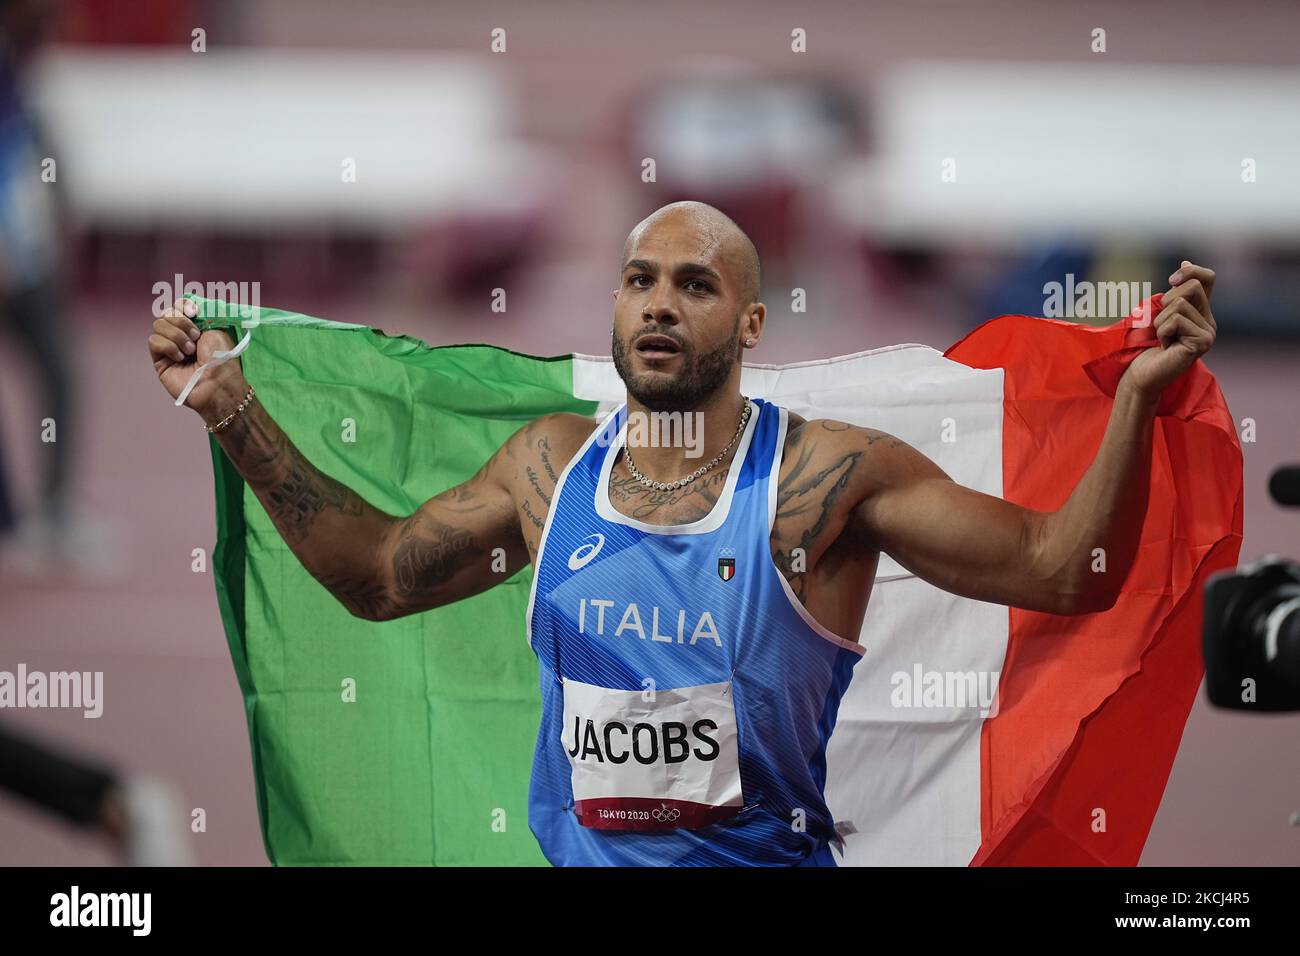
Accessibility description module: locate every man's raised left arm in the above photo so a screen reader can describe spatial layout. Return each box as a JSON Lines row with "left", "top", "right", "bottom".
{"left": 846, "top": 262, "right": 1217, "bottom": 616}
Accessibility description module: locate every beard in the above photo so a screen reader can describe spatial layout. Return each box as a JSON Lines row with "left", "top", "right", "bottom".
{"left": 611, "top": 322, "right": 742, "bottom": 412}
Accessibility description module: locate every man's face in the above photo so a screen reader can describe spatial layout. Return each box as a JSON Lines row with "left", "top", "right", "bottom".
{"left": 611, "top": 216, "right": 745, "bottom": 412}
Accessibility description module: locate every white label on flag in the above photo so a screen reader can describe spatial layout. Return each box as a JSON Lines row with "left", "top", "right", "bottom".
{"left": 561, "top": 677, "right": 744, "bottom": 831}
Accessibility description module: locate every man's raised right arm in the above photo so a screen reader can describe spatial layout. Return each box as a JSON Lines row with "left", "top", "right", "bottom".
{"left": 150, "top": 300, "right": 527, "bottom": 622}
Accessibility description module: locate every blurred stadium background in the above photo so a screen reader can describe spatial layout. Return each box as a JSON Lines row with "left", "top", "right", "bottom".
{"left": 0, "top": 0, "right": 1297, "bottom": 865}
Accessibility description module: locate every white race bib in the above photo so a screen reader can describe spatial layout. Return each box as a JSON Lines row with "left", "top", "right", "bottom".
{"left": 561, "top": 677, "right": 744, "bottom": 831}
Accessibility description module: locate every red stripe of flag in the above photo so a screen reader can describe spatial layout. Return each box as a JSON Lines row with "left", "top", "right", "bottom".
{"left": 944, "top": 295, "right": 1243, "bottom": 865}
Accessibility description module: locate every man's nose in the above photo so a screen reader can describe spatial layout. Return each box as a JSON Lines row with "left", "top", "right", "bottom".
{"left": 642, "top": 293, "right": 679, "bottom": 325}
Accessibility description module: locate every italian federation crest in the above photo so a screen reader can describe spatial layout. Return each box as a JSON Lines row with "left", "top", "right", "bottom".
{"left": 717, "top": 548, "right": 736, "bottom": 582}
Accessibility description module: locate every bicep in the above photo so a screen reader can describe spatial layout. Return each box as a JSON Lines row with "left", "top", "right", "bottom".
{"left": 853, "top": 440, "right": 1055, "bottom": 611}
{"left": 376, "top": 433, "right": 528, "bottom": 619}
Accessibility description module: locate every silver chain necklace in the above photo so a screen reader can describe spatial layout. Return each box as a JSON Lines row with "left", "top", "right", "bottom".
{"left": 622, "top": 397, "right": 752, "bottom": 492}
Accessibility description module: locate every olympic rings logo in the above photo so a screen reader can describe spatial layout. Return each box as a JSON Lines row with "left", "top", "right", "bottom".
{"left": 651, "top": 803, "right": 682, "bottom": 822}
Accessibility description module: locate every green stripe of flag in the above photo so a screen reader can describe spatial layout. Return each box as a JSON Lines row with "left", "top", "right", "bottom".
{"left": 189, "top": 296, "right": 597, "bottom": 865}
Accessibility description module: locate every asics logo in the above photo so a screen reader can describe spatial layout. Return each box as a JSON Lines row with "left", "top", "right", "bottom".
{"left": 568, "top": 534, "right": 606, "bottom": 571}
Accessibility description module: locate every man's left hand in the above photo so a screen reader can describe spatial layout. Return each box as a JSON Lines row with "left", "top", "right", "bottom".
{"left": 1122, "top": 260, "right": 1218, "bottom": 399}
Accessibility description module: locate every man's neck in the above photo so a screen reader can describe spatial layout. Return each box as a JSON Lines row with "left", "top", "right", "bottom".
{"left": 619, "top": 390, "right": 748, "bottom": 484}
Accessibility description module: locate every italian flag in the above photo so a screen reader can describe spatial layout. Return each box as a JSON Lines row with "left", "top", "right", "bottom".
{"left": 191, "top": 293, "right": 1242, "bottom": 866}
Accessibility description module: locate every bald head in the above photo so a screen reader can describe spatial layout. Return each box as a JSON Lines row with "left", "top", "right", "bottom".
{"left": 622, "top": 201, "right": 762, "bottom": 308}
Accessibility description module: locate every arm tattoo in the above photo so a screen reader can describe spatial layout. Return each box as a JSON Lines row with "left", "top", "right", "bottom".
{"left": 536, "top": 436, "right": 560, "bottom": 484}
{"left": 215, "top": 402, "right": 397, "bottom": 617}
{"left": 521, "top": 498, "right": 545, "bottom": 530}
{"left": 265, "top": 446, "right": 366, "bottom": 544}
{"left": 220, "top": 405, "right": 367, "bottom": 546}
{"left": 436, "top": 480, "right": 490, "bottom": 515}
{"left": 391, "top": 512, "right": 480, "bottom": 605}
{"left": 772, "top": 424, "right": 863, "bottom": 598}
{"left": 313, "top": 571, "right": 398, "bottom": 621}
{"left": 526, "top": 465, "right": 552, "bottom": 505}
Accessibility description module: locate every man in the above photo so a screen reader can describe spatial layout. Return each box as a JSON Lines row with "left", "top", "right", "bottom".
{"left": 148, "top": 201, "right": 1217, "bottom": 866}
{"left": 0, "top": 0, "right": 84, "bottom": 569}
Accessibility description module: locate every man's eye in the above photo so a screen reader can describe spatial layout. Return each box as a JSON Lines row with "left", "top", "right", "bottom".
{"left": 629, "top": 275, "right": 651, "bottom": 288}
{"left": 685, "top": 280, "right": 711, "bottom": 293}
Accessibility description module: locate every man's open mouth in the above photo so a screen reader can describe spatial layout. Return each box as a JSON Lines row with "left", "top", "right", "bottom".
{"left": 635, "top": 334, "right": 683, "bottom": 358}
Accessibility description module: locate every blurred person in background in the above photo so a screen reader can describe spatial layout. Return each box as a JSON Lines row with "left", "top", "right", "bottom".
{"left": 0, "top": 0, "right": 187, "bottom": 867}
{"left": 0, "top": 721, "right": 191, "bottom": 866}
{"left": 0, "top": 0, "right": 111, "bottom": 576}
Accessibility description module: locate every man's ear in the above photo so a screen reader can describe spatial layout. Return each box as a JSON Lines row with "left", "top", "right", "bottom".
{"left": 743, "top": 302, "right": 766, "bottom": 342}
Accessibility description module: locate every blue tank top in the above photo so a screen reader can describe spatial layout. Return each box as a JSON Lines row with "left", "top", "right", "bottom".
{"left": 525, "top": 397, "right": 865, "bottom": 866}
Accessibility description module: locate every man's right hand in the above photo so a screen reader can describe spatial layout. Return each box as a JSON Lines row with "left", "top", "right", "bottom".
{"left": 148, "top": 297, "right": 247, "bottom": 422}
